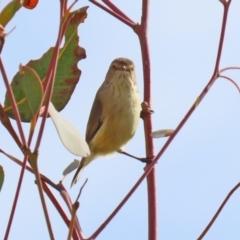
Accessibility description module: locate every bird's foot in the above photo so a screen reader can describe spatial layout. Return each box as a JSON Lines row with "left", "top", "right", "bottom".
{"left": 118, "top": 150, "right": 154, "bottom": 164}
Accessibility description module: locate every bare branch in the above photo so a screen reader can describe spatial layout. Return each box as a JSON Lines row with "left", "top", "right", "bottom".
{"left": 197, "top": 182, "right": 240, "bottom": 240}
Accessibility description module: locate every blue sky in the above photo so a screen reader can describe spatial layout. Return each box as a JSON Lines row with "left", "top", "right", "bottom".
{"left": 0, "top": 0, "right": 240, "bottom": 239}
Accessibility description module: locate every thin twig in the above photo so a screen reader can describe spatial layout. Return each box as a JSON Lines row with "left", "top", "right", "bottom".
{"left": 102, "top": 0, "right": 135, "bottom": 23}
{"left": 153, "top": 0, "right": 231, "bottom": 166}
{"left": 28, "top": 150, "right": 55, "bottom": 240}
{"left": 0, "top": 58, "right": 26, "bottom": 145}
{"left": 219, "top": 66, "right": 240, "bottom": 73}
{"left": 0, "top": 56, "right": 29, "bottom": 239}
{"left": 0, "top": 148, "right": 81, "bottom": 239}
{"left": 4, "top": 154, "right": 29, "bottom": 240}
{"left": 137, "top": 0, "right": 157, "bottom": 239}
{"left": 67, "top": 202, "right": 79, "bottom": 240}
{"left": 0, "top": 56, "right": 30, "bottom": 240}
{"left": 89, "top": 0, "right": 135, "bottom": 28}
{"left": 58, "top": 182, "right": 83, "bottom": 239}
{"left": 76, "top": 178, "right": 88, "bottom": 202}
{"left": 0, "top": 104, "right": 22, "bottom": 149}
{"left": 197, "top": 182, "right": 240, "bottom": 240}
{"left": 87, "top": 150, "right": 158, "bottom": 240}
{"left": 67, "top": 179, "right": 88, "bottom": 240}
{"left": 42, "top": 182, "right": 81, "bottom": 240}
{"left": 219, "top": 74, "right": 240, "bottom": 93}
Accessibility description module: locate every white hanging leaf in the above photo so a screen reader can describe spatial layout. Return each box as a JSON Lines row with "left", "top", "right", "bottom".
{"left": 151, "top": 129, "right": 174, "bottom": 138}
{"left": 48, "top": 102, "right": 90, "bottom": 157}
{"left": 62, "top": 159, "right": 80, "bottom": 176}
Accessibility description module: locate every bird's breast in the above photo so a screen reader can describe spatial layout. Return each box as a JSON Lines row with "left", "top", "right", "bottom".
{"left": 90, "top": 78, "right": 141, "bottom": 155}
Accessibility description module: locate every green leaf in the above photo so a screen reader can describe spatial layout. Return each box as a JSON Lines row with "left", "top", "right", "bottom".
{"left": 0, "top": 165, "right": 4, "bottom": 191}
{"left": 37, "top": 7, "right": 87, "bottom": 111}
{"left": 0, "top": 0, "right": 22, "bottom": 27}
{"left": 4, "top": 7, "right": 88, "bottom": 122}
{"left": 4, "top": 65, "right": 43, "bottom": 121}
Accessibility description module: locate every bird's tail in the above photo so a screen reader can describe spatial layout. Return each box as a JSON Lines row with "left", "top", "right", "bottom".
{"left": 71, "top": 158, "right": 85, "bottom": 187}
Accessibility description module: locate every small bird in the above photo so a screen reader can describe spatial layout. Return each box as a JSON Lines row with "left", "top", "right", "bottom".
{"left": 71, "top": 58, "right": 141, "bottom": 186}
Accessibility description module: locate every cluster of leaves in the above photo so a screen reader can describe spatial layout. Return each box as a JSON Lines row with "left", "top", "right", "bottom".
{"left": 0, "top": 1, "right": 91, "bottom": 239}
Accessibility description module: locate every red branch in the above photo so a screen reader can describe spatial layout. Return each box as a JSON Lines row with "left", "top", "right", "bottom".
{"left": 102, "top": 0, "right": 134, "bottom": 23}
{"left": 0, "top": 58, "right": 26, "bottom": 146}
{"left": 0, "top": 149, "right": 81, "bottom": 239}
{"left": 197, "top": 182, "right": 240, "bottom": 240}
{"left": 89, "top": 0, "right": 135, "bottom": 28}
{"left": 87, "top": 0, "right": 157, "bottom": 239}
{"left": 219, "top": 75, "right": 240, "bottom": 93}
{"left": 0, "top": 57, "right": 30, "bottom": 240}
{"left": 153, "top": 0, "right": 231, "bottom": 165}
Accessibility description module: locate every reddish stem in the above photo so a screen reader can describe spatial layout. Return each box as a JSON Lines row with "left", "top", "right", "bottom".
{"left": 154, "top": 0, "right": 231, "bottom": 164}
{"left": 89, "top": 0, "right": 135, "bottom": 28}
{"left": 219, "top": 75, "right": 240, "bottom": 93}
{"left": 42, "top": 182, "right": 81, "bottom": 240}
{"left": 0, "top": 58, "right": 26, "bottom": 146}
{"left": 219, "top": 66, "right": 240, "bottom": 73}
{"left": 0, "top": 104, "right": 22, "bottom": 148}
{"left": 61, "top": 0, "right": 67, "bottom": 17}
{"left": 197, "top": 182, "right": 240, "bottom": 240}
{"left": 0, "top": 148, "right": 82, "bottom": 239}
{"left": 102, "top": 0, "right": 135, "bottom": 23}
{"left": 4, "top": 155, "right": 28, "bottom": 240}
{"left": 136, "top": 0, "right": 157, "bottom": 239}
{"left": 0, "top": 58, "right": 30, "bottom": 240}
{"left": 87, "top": 158, "right": 157, "bottom": 239}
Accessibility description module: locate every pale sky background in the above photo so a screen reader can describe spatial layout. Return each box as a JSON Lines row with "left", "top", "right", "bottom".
{"left": 0, "top": 0, "right": 240, "bottom": 239}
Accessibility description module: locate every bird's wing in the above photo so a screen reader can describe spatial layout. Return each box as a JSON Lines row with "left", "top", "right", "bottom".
{"left": 85, "top": 93, "right": 103, "bottom": 144}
